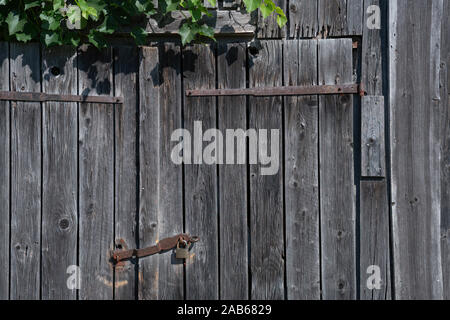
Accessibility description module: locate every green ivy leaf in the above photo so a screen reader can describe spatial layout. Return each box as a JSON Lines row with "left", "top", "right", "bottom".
{"left": 207, "top": 0, "right": 216, "bottom": 7}
{"left": 260, "top": 0, "right": 275, "bottom": 19}
{"left": 6, "top": 12, "right": 26, "bottom": 35}
{"left": 98, "top": 15, "right": 117, "bottom": 34}
{"left": 44, "top": 32, "right": 63, "bottom": 46}
{"left": 24, "top": 1, "right": 40, "bottom": 10}
{"left": 0, "top": 0, "right": 7, "bottom": 5}
{"left": 243, "top": 0, "right": 261, "bottom": 12}
{"left": 67, "top": 6, "right": 81, "bottom": 24}
{"left": 53, "top": 0, "right": 65, "bottom": 11}
{"left": 88, "top": 30, "right": 106, "bottom": 48}
{"left": 40, "top": 13, "right": 60, "bottom": 31}
{"left": 179, "top": 22, "right": 197, "bottom": 45}
{"left": 275, "top": 6, "right": 287, "bottom": 27}
{"left": 130, "top": 27, "right": 148, "bottom": 45}
{"left": 64, "top": 33, "right": 81, "bottom": 47}
{"left": 159, "top": 0, "right": 180, "bottom": 14}
{"left": 15, "top": 33, "right": 33, "bottom": 42}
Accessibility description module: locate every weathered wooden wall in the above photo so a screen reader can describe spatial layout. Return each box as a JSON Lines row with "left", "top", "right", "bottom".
{"left": 0, "top": 0, "right": 448, "bottom": 300}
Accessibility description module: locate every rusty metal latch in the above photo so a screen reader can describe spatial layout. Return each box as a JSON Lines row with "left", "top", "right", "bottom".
{"left": 186, "top": 83, "right": 366, "bottom": 97}
{"left": 111, "top": 234, "right": 199, "bottom": 264}
{"left": 0, "top": 91, "right": 123, "bottom": 104}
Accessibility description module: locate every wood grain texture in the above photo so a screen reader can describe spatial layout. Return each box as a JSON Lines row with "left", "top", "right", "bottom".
{"left": 257, "top": 0, "right": 286, "bottom": 38}
{"left": 139, "top": 44, "right": 185, "bottom": 300}
{"left": 440, "top": 0, "right": 450, "bottom": 300}
{"left": 78, "top": 45, "right": 114, "bottom": 300}
{"left": 389, "top": 0, "right": 444, "bottom": 300}
{"left": 248, "top": 40, "right": 284, "bottom": 300}
{"left": 288, "top": 0, "right": 318, "bottom": 38}
{"left": 41, "top": 46, "right": 78, "bottom": 300}
{"left": 183, "top": 44, "right": 219, "bottom": 300}
{"left": 145, "top": 11, "right": 254, "bottom": 35}
{"left": 361, "top": 96, "right": 385, "bottom": 177}
{"left": 318, "top": 38, "right": 356, "bottom": 300}
{"left": 0, "top": 42, "right": 9, "bottom": 300}
{"left": 114, "top": 46, "right": 138, "bottom": 300}
{"left": 156, "top": 43, "right": 184, "bottom": 299}
{"left": 360, "top": 181, "right": 391, "bottom": 300}
{"left": 217, "top": 41, "right": 248, "bottom": 299}
{"left": 138, "top": 46, "right": 161, "bottom": 300}
{"left": 10, "top": 42, "right": 41, "bottom": 300}
{"left": 222, "top": 0, "right": 240, "bottom": 9}
{"left": 283, "top": 40, "right": 320, "bottom": 300}
{"left": 318, "top": 0, "right": 363, "bottom": 37}
{"left": 362, "top": 0, "right": 385, "bottom": 96}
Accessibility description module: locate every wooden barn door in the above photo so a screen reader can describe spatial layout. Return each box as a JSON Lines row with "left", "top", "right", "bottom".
{"left": 0, "top": 39, "right": 356, "bottom": 300}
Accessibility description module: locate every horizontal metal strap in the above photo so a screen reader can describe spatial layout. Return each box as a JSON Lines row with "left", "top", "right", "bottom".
{"left": 0, "top": 91, "right": 123, "bottom": 104}
{"left": 186, "top": 84, "right": 366, "bottom": 97}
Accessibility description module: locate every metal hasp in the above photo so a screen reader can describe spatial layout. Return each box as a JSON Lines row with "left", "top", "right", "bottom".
{"left": 0, "top": 91, "right": 123, "bottom": 104}
{"left": 186, "top": 83, "right": 366, "bottom": 97}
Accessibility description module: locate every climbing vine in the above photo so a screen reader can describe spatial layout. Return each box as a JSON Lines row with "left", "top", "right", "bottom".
{"left": 0, "top": 0, "right": 287, "bottom": 47}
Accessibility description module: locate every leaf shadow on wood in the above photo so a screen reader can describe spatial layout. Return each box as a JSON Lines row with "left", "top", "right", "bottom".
{"left": 76, "top": 44, "right": 112, "bottom": 97}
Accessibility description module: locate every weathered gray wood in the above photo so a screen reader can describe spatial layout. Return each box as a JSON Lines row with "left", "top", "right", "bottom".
{"left": 183, "top": 44, "right": 218, "bottom": 300}
{"left": 41, "top": 46, "right": 78, "bottom": 300}
{"left": 318, "top": 38, "right": 356, "bottom": 300}
{"left": 389, "top": 0, "right": 444, "bottom": 300}
{"left": 283, "top": 40, "right": 320, "bottom": 300}
{"left": 361, "top": 96, "right": 385, "bottom": 177}
{"left": 138, "top": 46, "right": 161, "bottom": 300}
{"left": 78, "top": 45, "right": 114, "bottom": 300}
{"left": 0, "top": 42, "right": 9, "bottom": 300}
{"left": 257, "top": 0, "right": 286, "bottom": 38}
{"left": 360, "top": 181, "right": 391, "bottom": 300}
{"left": 362, "top": 0, "right": 384, "bottom": 96}
{"left": 318, "top": 0, "right": 363, "bottom": 37}
{"left": 139, "top": 43, "right": 185, "bottom": 300}
{"left": 10, "top": 42, "right": 41, "bottom": 300}
{"left": 217, "top": 41, "right": 248, "bottom": 299}
{"left": 222, "top": 0, "right": 240, "bottom": 9}
{"left": 113, "top": 46, "right": 138, "bottom": 300}
{"left": 288, "top": 0, "right": 318, "bottom": 38}
{"left": 145, "top": 11, "right": 254, "bottom": 35}
{"left": 248, "top": 40, "right": 284, "bottom": 299}
{"left": 441, "top": 0, "right": 450, "bottom": 300}
{"left": 156, "top": 43, "right": 184, "bottom": 299}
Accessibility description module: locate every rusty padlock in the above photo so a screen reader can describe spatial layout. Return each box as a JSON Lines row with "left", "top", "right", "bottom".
{"left": 175, "top": 240, "right": 189, "bottom": 259}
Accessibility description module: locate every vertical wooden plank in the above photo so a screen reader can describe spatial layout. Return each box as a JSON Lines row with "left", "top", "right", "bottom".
{"left": 157, "top": 43, "right": 184, "bottom": 299}
{"left": 360, "top": 181, "right": 391, "bottom": 300}
{"left": 389, "top": 0, "right": 444, "bottom": 299}
{"left": 283, "top": 40, "right": 320, "bottom": 300}
{"left": 78, "top": 45, "right": 114, "bottom": 300}
{"left": 138, "top": 46, "right": 160, "bottom": 300}
{"left": 440, "top": 0, "right": 450, "bottom": 300}
{"left": 318, "top": 0, "right": 363, "bottom": 37}
{"left": 0, "top": 42, "right": 9, "bottom": 300}
{"left": 318, "top": 38, "right": 356, "bottom": 300}
{"left": 217, "top": 41, "right": 248, "bottom": 299}
{"left": 248, "top": 40, "right": 284, "bottom": 300}
{"left": 362, "top": 0, "right": 384, "bottom": 96}
{"left": 139, "top": 43, "right": 184, "bottom": 300}
{"left": 10, "top": 42, "right": 41, "bottom": 300}
{"left": 361, "top": 96, "right": 385, "bottom": 177}
{"left": 257, "top": 0, "right": 286, "bottom": 38}
{"left": 288, "top": 0, "right": 318, "bottom": 38}
{"left": 113, "top": 46, "right": 138, "bottom": 300}
{"left": 41, "top": 46, "right": 78, "bottom": 300}
{"left": 183, "top": 44, "right": 218, "bottom": 300}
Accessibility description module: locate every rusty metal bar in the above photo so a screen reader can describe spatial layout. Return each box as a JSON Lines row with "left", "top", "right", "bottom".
{"left": 0, "top": 91, "right": 123, "bottom": 104}
{"left": 186, "top": 84, "right": 366, "bottom": 97}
